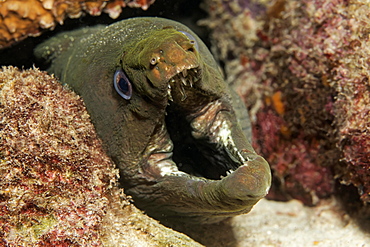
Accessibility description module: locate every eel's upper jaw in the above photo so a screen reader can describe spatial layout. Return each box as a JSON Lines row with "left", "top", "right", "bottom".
{"left": 167, "top": 67, "right": 200, "bottom": 102}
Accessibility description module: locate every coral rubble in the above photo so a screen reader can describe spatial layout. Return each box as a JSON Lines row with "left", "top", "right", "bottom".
{"left": 202, "top": 0, "right": 370, "bottom": 204}
{"left": 0, "top": 66, "right": 202, "bottom": 246}
{"left": 0, "top": 0, "right": 155, "bottom": 48}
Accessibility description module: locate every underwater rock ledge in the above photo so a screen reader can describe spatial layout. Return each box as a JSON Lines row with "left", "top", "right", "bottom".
{"left": 0, "top": 66, "right": 202, "bottom": 246}
{"left": 202, "top": 0, "right": 370, "bottom": 205}
{"left": 0, "top": 0, "right": 155, "bottom": 48}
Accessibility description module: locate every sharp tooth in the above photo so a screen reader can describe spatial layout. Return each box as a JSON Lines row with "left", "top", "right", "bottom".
{"left": 171, "top": 79, "right": 175, "bottom": 83}
{"left": 226, "top": 169, "right": 234, "bottom": 175}
{"left": 189, "top": 78, "right": 193, "bottom": 87}
{"left": 167, "top": 84, "right": 173, "bottom": 101}
{"left": 194, "top": 69, "right": 197, "bottom": 73}
{"left": 179, "top": 84, "right": 187, "bottom": 101}
{"left": 182, "top": 69, "right": 188, "bottom": 77}
{"left": 181, "top": 76, "right": 187, "bottom": 86}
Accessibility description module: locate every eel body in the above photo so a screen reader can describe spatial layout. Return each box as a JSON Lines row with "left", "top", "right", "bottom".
{"left": 35, "top": 17, "right": 271, "bottom": 224}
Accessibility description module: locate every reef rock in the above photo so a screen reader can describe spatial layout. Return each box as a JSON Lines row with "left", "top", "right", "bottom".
{"left": 0, "top": 0, "right": 155, "bottom": 48}
{"left": 0, "top": 66, "right": 202, "bottom": 246}
{"left": 202, "top": 0, "right": 370, "bottom": 204}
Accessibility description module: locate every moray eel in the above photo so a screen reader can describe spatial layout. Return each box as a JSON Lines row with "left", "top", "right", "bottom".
{"left": 35, "top": 17, "right": 271, "bottom": 224}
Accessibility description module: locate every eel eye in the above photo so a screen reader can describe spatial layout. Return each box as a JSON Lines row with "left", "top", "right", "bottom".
{"left": 114, "top": 69, "right": 132, "bottom": 100}
{"left": 179, "top": 31, "right": 199, "bottom": 51}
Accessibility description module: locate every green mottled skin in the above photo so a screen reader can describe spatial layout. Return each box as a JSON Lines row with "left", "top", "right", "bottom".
{"left": 35, "top": 17, "right": 271, "bottom": 224}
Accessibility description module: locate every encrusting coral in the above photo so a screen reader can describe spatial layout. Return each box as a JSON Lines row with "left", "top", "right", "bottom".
{"left": 0, "top": 66, "right": 202, "bottom": 246}
{"left": 332, "top": 3, "right": 370, "bottom": 202}
{"left": 0, "top": 0, "right": 155, "bottom": 48}
{"left": 202, "top": 0, "right": 370, "bottom": 204}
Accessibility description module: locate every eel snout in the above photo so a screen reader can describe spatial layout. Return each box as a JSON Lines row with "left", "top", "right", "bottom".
{"left": 143, "top": 30, "right": 200, "bottom": 93}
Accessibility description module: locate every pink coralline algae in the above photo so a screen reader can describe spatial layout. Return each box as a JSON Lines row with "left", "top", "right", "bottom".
{"left": 0, "top": 66, "right": 117, "bottom": 246}
{"left": 0, "top": 0, "right": 156, "bottom": 48}
{"left": 253, "top": 107, "right": 335, "bottom": 204}
{"left": 202, "top": 0, "right": 370, "bottom": 204}
{"left": 0, "top": 66, "right": 201, "bottom": 246}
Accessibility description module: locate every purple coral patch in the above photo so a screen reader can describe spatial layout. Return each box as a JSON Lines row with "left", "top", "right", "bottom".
{"left": 203, "top": 0, "right": 370, "bottom": 204}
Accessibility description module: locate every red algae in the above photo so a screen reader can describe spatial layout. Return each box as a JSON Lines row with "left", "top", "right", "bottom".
{"left": 253, "top": 107, "right": 335, "bottom": 205}
{"left": 202, "top": 0, "right": 370, "bottom": 204}
{"left": 0, "top": 0, "right": 156, "bottom": 48}
{"left": 0, "top": 66, "right": 201, "bottom": 246}
{"left": 0, "top": 66, "right": 116, "bottom": 246}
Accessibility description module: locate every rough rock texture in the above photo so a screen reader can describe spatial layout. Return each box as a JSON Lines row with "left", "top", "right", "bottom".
{"left": 0, "top": 0, "right": 155, "bottom": 48}
{"left": 202, "top": 0, "right": 370, "bottom": 204}
{"left": 0, "top": 66, "right": 202, "bottom": 246}
{"left": 332, "top": 3, "right": 370, "bottom": 203}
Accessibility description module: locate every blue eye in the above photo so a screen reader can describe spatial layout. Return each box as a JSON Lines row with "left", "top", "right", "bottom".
{"left": 114, "top": 69, "right": 132, "bottom": 100}
{"left": 179, "top": 31, "right": 199, "bottom": 51}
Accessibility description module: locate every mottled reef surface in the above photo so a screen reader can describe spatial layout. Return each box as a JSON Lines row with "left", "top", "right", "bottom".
{"left": 0, "top": 0, "right": 155, "bottom": 48}
{"left": 202, "top": 0, "right": 370, "bottom": 206}
{"left": 0, "top": 66, "right": 202, "bottom": 246}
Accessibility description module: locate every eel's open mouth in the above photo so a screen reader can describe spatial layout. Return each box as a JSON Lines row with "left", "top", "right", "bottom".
{"left": 131, "top": 66, "right": 271, "bottom": 224}
{"left": 165, "top": 68, "right": 243, "bottom": 180}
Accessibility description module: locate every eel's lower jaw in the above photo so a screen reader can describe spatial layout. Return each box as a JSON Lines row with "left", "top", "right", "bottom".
{"left": 132, "top": 154, "right": 271, "bottom": 224}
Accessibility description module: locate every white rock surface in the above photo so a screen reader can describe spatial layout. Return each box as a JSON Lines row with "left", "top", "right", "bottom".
{"left": 176, "top": 199, "right": 370, "bottom": 247}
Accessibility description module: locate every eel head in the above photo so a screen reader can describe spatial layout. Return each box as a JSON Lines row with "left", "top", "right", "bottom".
{"left": 114, "top": 27, "right": 271, "bottom": 224}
